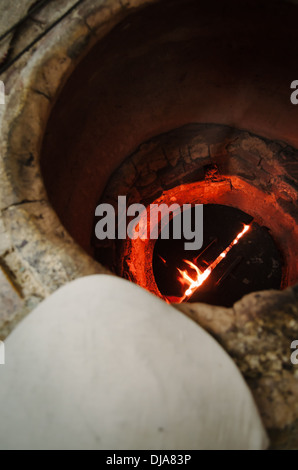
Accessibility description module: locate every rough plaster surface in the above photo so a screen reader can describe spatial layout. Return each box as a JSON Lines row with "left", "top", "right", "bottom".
{"left": 0, "top": 275, "right": 268, "bottom": 450}
{"left": 0, "top": 0, "right": 35, "bottom": 62}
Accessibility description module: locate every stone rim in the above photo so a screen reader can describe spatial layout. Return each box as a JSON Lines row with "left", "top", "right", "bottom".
{"left": 0, "top": 0, "right": 158, "bottom": 326}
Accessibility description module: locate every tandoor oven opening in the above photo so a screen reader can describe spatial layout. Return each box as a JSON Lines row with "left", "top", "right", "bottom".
{"left": 92, "top": 125, "right": 298, "bottom": 307}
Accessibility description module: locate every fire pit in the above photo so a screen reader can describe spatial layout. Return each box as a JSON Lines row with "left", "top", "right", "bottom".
{"left": 0, "top": 0, "right": 298, "bottom": 449}
{"left": 92, "top": 124, "right": 298, "bottom": 306}
{"left": 153, "top": 204, "right": 282, "bottom": 306}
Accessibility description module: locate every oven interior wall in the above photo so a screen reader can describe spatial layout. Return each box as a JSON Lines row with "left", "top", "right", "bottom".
{"left": 41, "top": 0, "right": 298, "bottom": 257}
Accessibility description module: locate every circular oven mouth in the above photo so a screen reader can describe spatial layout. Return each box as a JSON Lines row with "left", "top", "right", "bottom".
{"left": 92, "top": 123, "right": 298, "bottom": 306}
{"left": 101, "top": 174, "right": 295, "bottom": 305}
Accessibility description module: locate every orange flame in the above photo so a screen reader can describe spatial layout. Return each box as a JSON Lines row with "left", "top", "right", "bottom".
{"left": 175, "top": 224, "right": 250, "bottom": 303}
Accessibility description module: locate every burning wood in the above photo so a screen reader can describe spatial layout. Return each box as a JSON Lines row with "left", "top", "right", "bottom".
{"left": 174, "top": 224, "right": 250, "bottom": 303}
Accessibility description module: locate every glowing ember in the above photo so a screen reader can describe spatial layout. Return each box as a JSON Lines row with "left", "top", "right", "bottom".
{"left": 158, "top": 255, "right": 167, "bottom": 265}
{"left": 174, "top": 224, "right": 250, "bottom": 303}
